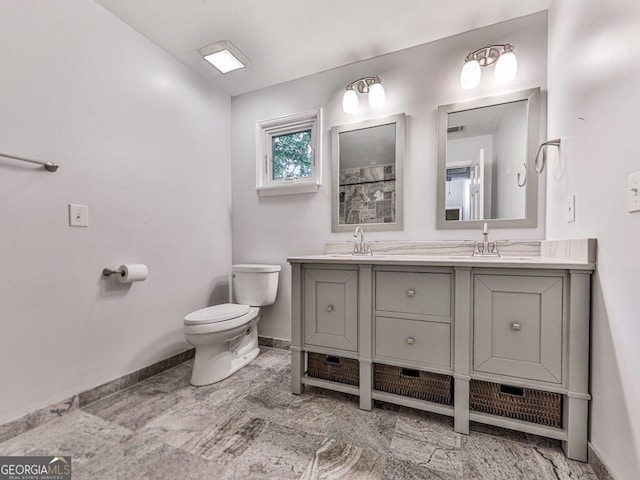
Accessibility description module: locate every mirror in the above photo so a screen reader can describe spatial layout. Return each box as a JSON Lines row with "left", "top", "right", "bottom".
{"left": 436, "top": 88, "right": 541, "bottom": 229}
{"left": 331, "top": 113, "right": 405, "bottom": 232}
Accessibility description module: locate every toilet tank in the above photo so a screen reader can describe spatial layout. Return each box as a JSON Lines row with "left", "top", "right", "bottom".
{"left": 232, "top": 264, "right": 281, "bottom": 306}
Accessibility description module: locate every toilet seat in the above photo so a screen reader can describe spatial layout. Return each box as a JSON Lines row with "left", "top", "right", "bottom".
{"left": 184, "top": 303, "right": 250, "bottom": 325}
{"left": 183, "top": 304, "right": 259, "bottom": 335}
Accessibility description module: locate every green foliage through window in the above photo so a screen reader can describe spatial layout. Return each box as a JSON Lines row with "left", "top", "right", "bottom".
{"left": 272, "top": 130, "right": 312, "bottom": 180}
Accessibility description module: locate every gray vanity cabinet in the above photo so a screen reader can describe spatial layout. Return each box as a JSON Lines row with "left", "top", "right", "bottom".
{"left": 289, "top": 256, "right": 593, "bottom": 463}
{"left": 473, "top": 274, "right": 563, "bottom": 384}
{"left": 303, "top": 268, "right": 358, "bottom": 352}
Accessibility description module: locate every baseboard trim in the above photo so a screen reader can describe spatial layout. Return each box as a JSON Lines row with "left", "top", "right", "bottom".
{"left": 588, "top": 443, "right": 616, "bottom": 480}
{"left": 258, "top": 335, "right": 291, "bottom": 350}
{"left": 0, "top": 348, "right": 194, "bottom": 444}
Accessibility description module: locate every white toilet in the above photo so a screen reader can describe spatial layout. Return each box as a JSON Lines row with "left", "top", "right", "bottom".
{"left": 183, "top": 264, "right": 280, "bottom": 386}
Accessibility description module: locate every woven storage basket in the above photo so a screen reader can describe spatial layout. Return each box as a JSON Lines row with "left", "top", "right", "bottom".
{"left": 374, "top": 364, "right": 453, "bottom": 405}
{"left": 307, "top": 353, "right": 360, "bottom": 386}
{"left": 470, "top": 380, "right": 562, "bottom": 428}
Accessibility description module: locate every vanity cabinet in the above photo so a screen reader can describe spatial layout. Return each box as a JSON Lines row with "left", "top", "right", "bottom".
{"left": 303, "top": 268, "right": 358, "bottom": 353}
{"left": 289, "top": 256, "right": 593, "bottom": 462}
{"left": 473, "top": 274, "right": 563, "bottom": 384}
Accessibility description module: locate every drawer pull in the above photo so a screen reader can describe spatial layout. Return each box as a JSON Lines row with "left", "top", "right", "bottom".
{"left": 325, "top": 355, "right": 341, "bottom": 365}
{"left": 407, "top": 337, "right": 415, "bottom": 345}
{"left": 499, "top": 384, "right": 525, "bottom": 397}
{"left": 401, "top": 368, "right": 420, "bottom": 378}
{"left": 511, "top": 323, "right": 521, "bottom": 331}
{"left": 327, "top": 305, "right": 334, "bottom": 312}
{"left": 407, "top": 289, "right": 416, "bottom": 297}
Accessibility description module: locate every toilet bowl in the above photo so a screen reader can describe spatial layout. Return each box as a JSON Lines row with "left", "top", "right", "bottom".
{"left": 183, "top": 264, "right": 280, "bottom": 386}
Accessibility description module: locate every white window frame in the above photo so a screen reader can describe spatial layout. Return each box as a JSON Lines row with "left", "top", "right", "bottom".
{"left": 255, "top": 108, "right": 322, "bottom": 196}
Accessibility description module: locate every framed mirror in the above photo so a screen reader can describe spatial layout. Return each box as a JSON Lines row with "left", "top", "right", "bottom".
{"left": 331, "top": 113, "right": 405, "bottom": 232}
{"left": 436, "top": 88, "right": 541, "bottom": 229}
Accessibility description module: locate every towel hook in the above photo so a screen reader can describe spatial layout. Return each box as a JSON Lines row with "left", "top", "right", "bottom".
{"left": 534, "top": 139, "right": 561, "bottom": 174}
{"left": 516, "top": 162, "right": 527, "bottom": 187}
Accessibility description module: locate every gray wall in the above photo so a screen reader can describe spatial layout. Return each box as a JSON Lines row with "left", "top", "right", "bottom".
{"left": 547, "top": 0, "right": 640, "bottom": 477}
{"left": 0, "top": 1, "right": 232, "bottom": 423}
{"left": 231, "top": 12, "right": 548, "bottom": 340}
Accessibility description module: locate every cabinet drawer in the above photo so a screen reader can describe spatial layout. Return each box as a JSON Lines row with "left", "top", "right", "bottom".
{"left": 473, "top": 275, "right": 563, "bottom": 384}
{"left": 376, "top": 271, "right": 451, "bottom": 319}
{"left": 304, "top": 268, "right": 358, "bottom": 352}
{"left": 375, "top": 316, "right": 451, "bottom": 368}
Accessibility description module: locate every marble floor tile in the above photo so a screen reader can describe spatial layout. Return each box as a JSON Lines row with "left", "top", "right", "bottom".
{"left": 82, "top": 363, "right": 193, "bottom": 430}
{"left": 462, "top": 432, "right": 549, "bottom": 480}
{"left": 250, "top": 347, "right": 290, "bottom": 372}
{"left": 531, "top": 444, "right": 598, "bottom": 480}
{"left": 382, "top": 456, "right": 461, "bottom": 480}
{"left": 0, "top": 394, "right": 78, "bottom": 444}
{"left": 1, "top": 348, "right": 598, "bottom": 480}
{"left": 325, "top": 398, "right": 399, "bottom": 454}
{"left": 390, "top": 408, "right": 465, "bottom": 477}
{"left": 300, "top": 438, "right": 387, "bottom": 480}
{"left": 218, "top": 422, "right": 326, "bottom": 480}
{"left": 0, "top": 410, "right": 135, "bottom": 476}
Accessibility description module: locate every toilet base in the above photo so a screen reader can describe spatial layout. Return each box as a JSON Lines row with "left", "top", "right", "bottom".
{"left": 189, "top": 320, "right": 260, "bottom": 386}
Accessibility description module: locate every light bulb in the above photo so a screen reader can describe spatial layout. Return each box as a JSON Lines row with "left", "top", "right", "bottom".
{"left": 495, "top": 51, "right": 518, "bottom": 85}
{"left": 368, "top": 82, "right": 386, "bottom": 108}
{"left": 460, "top": 59, "right": 481, "bottom": 89}
{"left": 342, "top": 89, "right": 359, "bottom": 113}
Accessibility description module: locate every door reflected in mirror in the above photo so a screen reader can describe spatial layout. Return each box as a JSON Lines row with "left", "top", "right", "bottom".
{"left": 332, "top": 113, "right": 405, "bottom": 232}
{"left": 437, "top": 88, "right": 541, "bottom": 229}
{"left": 446, "top": 100, "right": 527, "bottom": 221}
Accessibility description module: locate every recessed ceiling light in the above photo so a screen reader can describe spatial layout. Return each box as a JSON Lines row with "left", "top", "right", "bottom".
{"left": 198, "top": 40, "right": 249, "bottom": 74}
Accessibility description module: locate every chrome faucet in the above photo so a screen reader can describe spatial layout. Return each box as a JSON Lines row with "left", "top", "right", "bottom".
{"left": 352, "top": 226, "right": 373, "bottom": 255}
{"left": 472, "top": 222, "right": 500, "bottom": 257}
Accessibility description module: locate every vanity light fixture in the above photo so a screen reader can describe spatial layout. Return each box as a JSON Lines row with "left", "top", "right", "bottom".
{"left": 342, "top": 76, "right": 385, "bottom": 113}
{"left": 198, "top": 40, "right": 250, "bottom": 74}
{"left": 460, "top": 44, "right": 517, "bottom": 89}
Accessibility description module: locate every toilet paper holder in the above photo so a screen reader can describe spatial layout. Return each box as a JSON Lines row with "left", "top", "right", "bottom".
{"left": 102, "top": 268, "right": 124, "bottom": 277}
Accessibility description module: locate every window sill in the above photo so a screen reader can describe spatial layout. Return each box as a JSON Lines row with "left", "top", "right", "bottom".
{"left": 257, "top": 181, "right": 320, "bottom": 197}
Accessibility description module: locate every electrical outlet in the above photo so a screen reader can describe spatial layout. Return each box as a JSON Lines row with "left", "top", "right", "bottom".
{"left": 567, "top": 195, "right": 575, "bottom": 223}
{"left": 628, "top": 172, "right": 640, "bottom": 213}
{"left": 69, "top": 204, "right": 89, "bottom": 227}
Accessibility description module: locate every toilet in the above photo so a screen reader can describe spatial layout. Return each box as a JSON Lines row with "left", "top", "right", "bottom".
{"left": 183, "top": 264, "right": 280, "bottom": 386}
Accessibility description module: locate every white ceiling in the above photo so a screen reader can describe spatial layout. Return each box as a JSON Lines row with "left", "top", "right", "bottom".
{"left": 94, "top": 0, "right": 551, "bottom": 97}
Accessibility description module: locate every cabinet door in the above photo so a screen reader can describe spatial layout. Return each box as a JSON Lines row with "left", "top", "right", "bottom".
{"left": 473, "top": 275, "right": 563, "bottom": 383}
{"left": 304, "top": 269, "right": 358, "bottom": 352}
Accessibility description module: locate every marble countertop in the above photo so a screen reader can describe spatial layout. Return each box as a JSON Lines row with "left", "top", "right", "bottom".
{"left": 287, "top": 253, "right": 595, "bottom": 270}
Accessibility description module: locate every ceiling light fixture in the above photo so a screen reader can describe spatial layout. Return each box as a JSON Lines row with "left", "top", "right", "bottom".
{"left": 460, "top": 44, "right": 517, "bottom": 89}
{"left": 342, "top": 76, "right": 385, "bottom": 113}
{"left": 198, "top": 40, "right": 250, "bottom": 74}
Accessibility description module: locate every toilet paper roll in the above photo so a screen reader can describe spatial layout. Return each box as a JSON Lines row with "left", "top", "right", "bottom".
{"left": 117, "top": 264, "right": 149, "bottom": 283}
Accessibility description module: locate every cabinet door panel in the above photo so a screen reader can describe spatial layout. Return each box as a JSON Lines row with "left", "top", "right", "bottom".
{"left": 304, "top": 269, "right": 358, "bottom": 351}
{"left": 473, "top": 275, "right": 563, "bottom": 384}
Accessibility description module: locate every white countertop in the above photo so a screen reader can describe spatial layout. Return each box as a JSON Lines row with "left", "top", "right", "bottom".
{"left": 287, "top": 253, "right": 595, "bottom": 270}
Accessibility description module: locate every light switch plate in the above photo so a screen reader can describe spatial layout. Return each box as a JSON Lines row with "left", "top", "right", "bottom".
{"left": 567, "top": 195, "right": 575, "bottom": 223}
{"left": 628, "top": 172, "right": 640, "bottom": 213}
{"left": 69, "top": 204, "right": 89, "bottom": 227}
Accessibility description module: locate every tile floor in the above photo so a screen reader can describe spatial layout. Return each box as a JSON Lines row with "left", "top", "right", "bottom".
{"left": 0, "top": 348, "right": 597, "bottom": 479}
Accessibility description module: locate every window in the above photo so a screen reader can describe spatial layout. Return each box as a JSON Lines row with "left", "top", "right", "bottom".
{"left": 256, "top": 109, "right": 322, "bottom": 196}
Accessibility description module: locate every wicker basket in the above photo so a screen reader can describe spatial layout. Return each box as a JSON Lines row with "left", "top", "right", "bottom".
{"left": 374, "top": 364, "right": 453, "bottom": 405}
{"left": 470, "top": 380, "right": 562, "bottom": 428}
{"left": 307, "top": 353, "right": 360, "bottom": 386}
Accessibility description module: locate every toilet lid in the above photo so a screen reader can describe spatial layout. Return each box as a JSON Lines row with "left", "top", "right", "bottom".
{"left": 184, "top": 303, "right": 251, "bottom": 325}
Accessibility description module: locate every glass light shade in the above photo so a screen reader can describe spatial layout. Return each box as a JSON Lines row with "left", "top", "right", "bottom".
{"left": 368, "top": 82, "right": 386, "bottom": 108}
{"left": 203, "top": 49, "right": 245, "bottom": 73}
{"left": 460, "top": 60, "right": 481, "bottom": 89}
{"left": 495, "top": 51, "right": 518, "bottom": 85}
{"left": 342, "top": 89, "right": 359, "bottom": 113}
